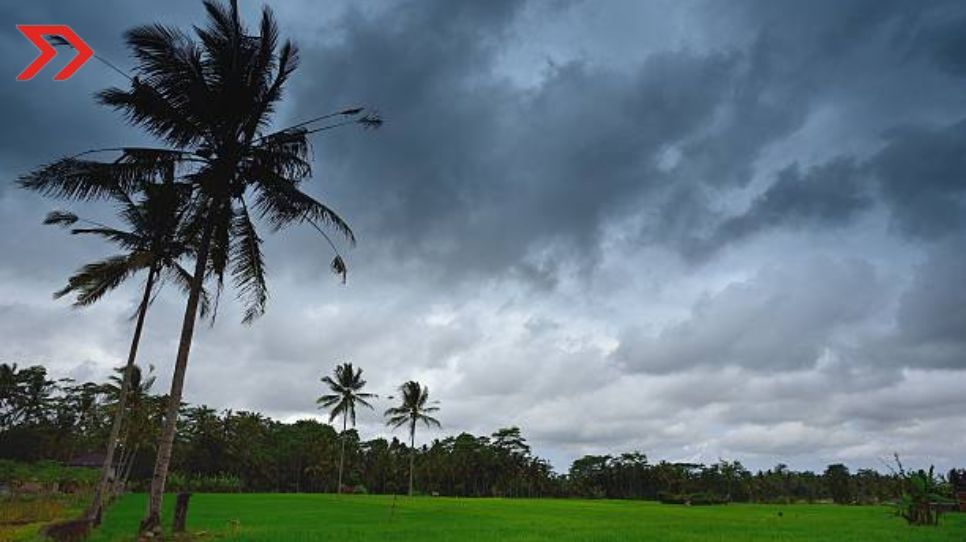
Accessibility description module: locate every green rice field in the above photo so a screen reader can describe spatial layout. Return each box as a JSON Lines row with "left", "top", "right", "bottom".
{"left": 76, "top": 493, "right": 966, "bottom": 541}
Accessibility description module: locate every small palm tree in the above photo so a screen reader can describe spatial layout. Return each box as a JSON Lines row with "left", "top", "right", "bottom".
{"left": 44, "top": 180, "right": 202, "bottom": 523}
{"left": 101, "top": 363, "right": 157, "bottom": 495}
{"left": 385, "top": 381, "right": 440, "bottom": 496}
{"left": 316, "top": 363, "right": 375, "bottom": 493}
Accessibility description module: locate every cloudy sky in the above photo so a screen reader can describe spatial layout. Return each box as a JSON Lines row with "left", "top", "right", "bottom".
{"left": 2, "top": 0, "right": 966, "bottom": 473}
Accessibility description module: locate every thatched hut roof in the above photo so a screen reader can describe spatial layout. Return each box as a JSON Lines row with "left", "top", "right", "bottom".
{"left": 67, "top": 452, "right": 105, "bottom": 468}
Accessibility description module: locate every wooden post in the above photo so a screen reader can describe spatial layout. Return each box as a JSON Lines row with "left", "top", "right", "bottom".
{"left": 172, "top": 492, "right": 192, "bottom": 533}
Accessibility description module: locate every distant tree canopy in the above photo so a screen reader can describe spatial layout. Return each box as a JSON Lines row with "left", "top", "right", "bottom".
{"left": 1, "top": 363, "right": 953, "bottom": 503}
{"left": 824, "top": 463, "right": 852, "bottom": 504}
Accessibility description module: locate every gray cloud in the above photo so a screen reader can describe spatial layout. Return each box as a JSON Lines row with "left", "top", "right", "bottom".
{"left": 615, "top": 258, "right": 886, "bottom": 374}
{"left": 695, "top": 159, "right": 872, "bottom": 259}
{"left": 872, "top": 120, "right": 966, "bottom": 240}
{"left": 1, "top": 0, "right": 966, "bottom": 472}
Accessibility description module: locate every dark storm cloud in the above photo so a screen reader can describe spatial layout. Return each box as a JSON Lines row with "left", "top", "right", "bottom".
{"left": 290, "top": 0, "right": 966, "bottom": 284}
{"left": 292, "top": 0, "right": 748, "bottom": 281}
{"left": 671, "top": 31, "right": 812, "bottom": 190}
{"left": 693, "top": 159, "right": 872, "bottom": 259}
{"left": 897, "top": 241, "right": 966, "bottom": 348}
{"left": 698, "top": 124, "right": 966, "bottom": 248}
{"left": 692, "top": 115, "right": 966, "bottom": 260}
{"left": 877, "top": 238, "right": 966, "bottom": 370}
{"left": 872, "top": 120, "right": 966, "bottom": 240}
{"left": 3, "top": 0, "right": 966, "bottom": 471}
{"left": 0, "top": 2, "right": 204, "bottom": 183}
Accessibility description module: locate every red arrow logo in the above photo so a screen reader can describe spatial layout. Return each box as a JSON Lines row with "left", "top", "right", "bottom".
{"left": 16, "top": 25, "right": 93, "bottom": 81}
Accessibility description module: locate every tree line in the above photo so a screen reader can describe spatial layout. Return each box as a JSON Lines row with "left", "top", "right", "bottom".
{"left": 4, "top": 362, "right": 958, "bottom": 506}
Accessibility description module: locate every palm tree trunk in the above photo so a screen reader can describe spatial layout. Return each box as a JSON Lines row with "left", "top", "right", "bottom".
{"left": 115, "top": 443, "right": 140, "bottom": 495}
{"left": 338, "top": 413, "right": 347, "bottom": 494}
{"left": 409, "top": 422, "right": 415, "bottom": 497}
{"left": 140, "top": 216, "right": 214, "bottom": 536}
{"left": 88, "top": 266, "right": 156, "bottom": 524}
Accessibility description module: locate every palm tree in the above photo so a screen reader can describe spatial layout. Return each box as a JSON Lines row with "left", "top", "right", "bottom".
{"left": 385, "top": 381, "right": 441, "bottom": 496}
{"left": 19, "top": 1, "right": 377, "bottom": 533}
{"left": 44, "top": 180, "right": 201, "bottom": 523}
{"left": 316, "top": 363, "right": 375, "bottom": 493}
{"left": 101, "top": 364, "right": 158, "bottom": 496}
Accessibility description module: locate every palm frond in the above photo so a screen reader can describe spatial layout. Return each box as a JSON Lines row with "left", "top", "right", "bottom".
{"left": 55, "top": 253, "right": 151, "bottom": 306}
{"left": 327, "top": 400, "right": 347, "bottom": 423}
{"left": 204, "top": 200, "right": 233, "bottom": 303}
{"left": 316, "top": 394, "right": 340, "bottom": 407}
{"left": 165, "top": 263, "right": 212, "bottom": 318}
{"left": 385, "top": 413, "right": 410, "bottom": 429}
{"left": 355, "top": 395, "right": 376, "bottom": 411}
{"left": 69, "top": 227, "right": 141, "bottom": 249}
{"left": 101, "top": 23, "right": 211, "bottom": 147}
{"left": 231, "top": 203, "right": 267, "bottom": 324}
{"left": 19, "top": 157, "right": 167, "bottom": 201}
{"left": 418, "top": 414, "right": 442, "bottom": 429}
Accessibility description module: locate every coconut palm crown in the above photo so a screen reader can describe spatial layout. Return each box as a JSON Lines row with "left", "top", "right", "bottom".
{"left": 317, "top": 363, "right": 376, "bottom": 427}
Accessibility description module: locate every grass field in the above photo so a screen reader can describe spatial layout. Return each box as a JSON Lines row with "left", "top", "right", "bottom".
{"left": 76, "top": 493, "right": 966, "bottom": 541}
{"left": 0, "top": 495, "right": 87, "bottom": 542}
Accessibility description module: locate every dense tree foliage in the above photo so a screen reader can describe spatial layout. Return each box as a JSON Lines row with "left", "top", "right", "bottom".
{"left": 4, "top": 362, "right": 954, "bottom": 506}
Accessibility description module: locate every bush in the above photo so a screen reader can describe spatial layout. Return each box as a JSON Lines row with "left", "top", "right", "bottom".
{"left": 0, "top": 460, "right": 97, "bottom": 493}
{"left": 165, "top": 472, "right": 243, "bottom": 493}
{"left": 890, "top": 456, "right": 954, "bottom": 526}
{"left": 658, "top": 491, "right": 727, "bottom": 506}
{"left": 689, "top": 492, "right": 729, "bottom": 505}
{"left": 657, "top": 491, "right": 687, "bottom": 505}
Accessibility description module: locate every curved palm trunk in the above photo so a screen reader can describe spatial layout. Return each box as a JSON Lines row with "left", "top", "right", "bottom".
{"left": 140, "top": 218, "right": 214, "bottom": 537}
{"left": 88, "top": 267, "right": 156, "bottom": 524}
{"left": 408, "top": 420, "right": 416, "bottom": 497}
{"left": 337, "top": 413, "right": 347, "bottom": 494}
{"left": 114, "top": 443, "right": 141, "bottom": 495}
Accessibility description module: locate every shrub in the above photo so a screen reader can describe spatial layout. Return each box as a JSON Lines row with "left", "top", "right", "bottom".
{"left": 0, "top": 460, "right": 97, "bottom": 493}
{"left": 658, "top": 491, "right": 727, "bottom": 505}
{"left": 165, "top": 472, "right": 243, "bottom": 493}
{"left": 890, "top": 456, "right": 954, "bottom": 526}
{"left": 689, "top": 492, "right": 729, "bottom": 505}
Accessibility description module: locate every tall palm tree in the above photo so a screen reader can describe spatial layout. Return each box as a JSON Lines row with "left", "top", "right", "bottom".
{"left": 385, "top": 381, "right": 441, "bottom": 496}
{"left": 316, "top": 363, "right": 375, "bottom": 493}
{"left": 44, "top": 180, "right": 202, "bottom": 523}
{"left": 19, "top": 1, "right": 377, "bottom": 534}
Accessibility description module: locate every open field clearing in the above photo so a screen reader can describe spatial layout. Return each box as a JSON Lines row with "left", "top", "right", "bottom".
{"left": 79, "top": 493, "right": 966, "bottom": 542}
